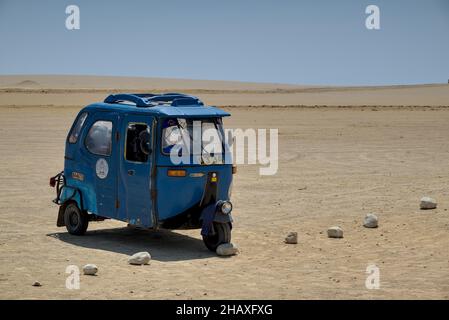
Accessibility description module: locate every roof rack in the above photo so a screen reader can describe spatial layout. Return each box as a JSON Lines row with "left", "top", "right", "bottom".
{"left": 104, "top": 93, "right": 204, "bottom": 108}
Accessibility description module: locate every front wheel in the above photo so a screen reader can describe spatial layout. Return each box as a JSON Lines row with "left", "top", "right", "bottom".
{"left": 202, "top": 222, "right": 231, "bottom": 252}
{"left": 64, "top": 202, "right": 89, "bottom": 235}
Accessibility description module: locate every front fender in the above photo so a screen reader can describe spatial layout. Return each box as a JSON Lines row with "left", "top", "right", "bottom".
{"left": 213, "top": 212, "right": 233, "bottom": 224}
{"left": 200, "top": 203, "right": 233, "bottom": 236}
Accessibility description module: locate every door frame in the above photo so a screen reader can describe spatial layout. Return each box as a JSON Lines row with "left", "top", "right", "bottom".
{"left": 82, "top": 111, "right": 119, "bottom": 218}
{"left": 119, "top": 113, "right": 156, "bottom": 227}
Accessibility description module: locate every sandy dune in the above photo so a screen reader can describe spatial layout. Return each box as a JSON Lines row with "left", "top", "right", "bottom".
{"left": 0, "top": 76, "right": 448, "bottom": 299}
{"left": 1, "top": 75, "right": 449, "bottom": 107}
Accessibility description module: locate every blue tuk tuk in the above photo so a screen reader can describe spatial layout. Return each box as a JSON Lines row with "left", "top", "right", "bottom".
{"left": 50, "top": 93, "right": 235, "bottom": 251}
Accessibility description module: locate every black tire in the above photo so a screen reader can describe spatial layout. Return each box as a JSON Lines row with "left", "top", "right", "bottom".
{"left": 64, "top": 202, "right": 88, "bottom": 235}
{"left": 202, "top": 222, "right": 231, "bottom": 252}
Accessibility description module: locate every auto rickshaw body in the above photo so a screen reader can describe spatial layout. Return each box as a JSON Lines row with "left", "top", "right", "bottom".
{"left": 51, "top": 93, "right": 234, "bottom": 251}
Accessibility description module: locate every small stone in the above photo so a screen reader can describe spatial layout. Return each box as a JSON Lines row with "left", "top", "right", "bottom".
{"left": 420, "top": 197, "right": 437, "bottom": 210}
{"left": 83, "top": 264, "right": 98, "bottom": 275}
{"left": 128, "top": 252, "right": 151, "bottom": 265}
{"left": 327, "top": 226, "right": 344, "bottom": 238}
{"left": 363, "top": 213, "right": 378, "bottom": 228}
{"left": 284, "top": 232, "right": 298, "bottom": 244}
{"left": 32, "top": 281, "right": 41, "bottom": 287}
{"left": 216, "top": 243, "right": 239, "bottom": 256}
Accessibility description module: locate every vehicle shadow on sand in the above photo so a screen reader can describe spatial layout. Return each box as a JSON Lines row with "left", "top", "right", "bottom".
{"left": 47, "top": 227, "right": 215, "bottom": 262}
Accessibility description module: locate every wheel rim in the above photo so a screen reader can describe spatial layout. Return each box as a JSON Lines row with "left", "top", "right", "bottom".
{"left": 69, "top": 210, "right": 79, "bottom": 227}
{"left": 203, "top": 223, "right": 231, "bottom": 250}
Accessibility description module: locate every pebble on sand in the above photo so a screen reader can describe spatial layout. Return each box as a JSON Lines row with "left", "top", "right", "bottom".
{"left": 216, "top": 243, "right": 239, "bottom": 256}
{"left": 128, "top": 252, "right": 151, "bottom": 265}
{"left": 327, "top": 226, "right": 344, "bottom": 238}
{"left": 82, "top": 264, "right": 98, "bottom": 275}
{"left": 284, "top": 232, "right": 298, "bottom": 244}
{"left": 363, "top": 213, "right": 378, "bottom": 228}
{"left": 32, "top": 281, "right": 41, "bottom": 287}
{"left": 420, "top": 197, "right": 437, "bottom": 210}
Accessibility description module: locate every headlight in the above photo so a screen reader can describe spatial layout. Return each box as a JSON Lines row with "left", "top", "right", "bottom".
{"left": 218, "top": 200, "right": 232, "bottom": 215}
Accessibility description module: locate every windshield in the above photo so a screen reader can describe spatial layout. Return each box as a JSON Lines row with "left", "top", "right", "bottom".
{"left": 161, "top": 118, "right": 224, "bottom": 164}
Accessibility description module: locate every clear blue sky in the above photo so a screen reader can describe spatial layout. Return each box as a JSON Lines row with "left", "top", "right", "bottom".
{"left": 1, "top": 0, "right": 448, "bottom": 85}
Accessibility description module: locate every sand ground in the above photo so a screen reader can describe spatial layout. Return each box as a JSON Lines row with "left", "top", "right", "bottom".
{"left": 0, "top": 76, "right": 448, "bottom": 299}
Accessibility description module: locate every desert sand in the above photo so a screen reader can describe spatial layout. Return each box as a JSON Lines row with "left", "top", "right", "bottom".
{"left": 0, "top": 75, "right": 448, "bottom": 299}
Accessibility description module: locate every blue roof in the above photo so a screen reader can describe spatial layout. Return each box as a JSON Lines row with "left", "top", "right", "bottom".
{"left": 82, "top": 93, "right": 230, "bottom": 118}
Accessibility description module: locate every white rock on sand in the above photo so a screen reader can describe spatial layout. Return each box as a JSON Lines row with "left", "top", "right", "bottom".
{"left": 285, "top": 232, "right": 298, "bottom": 244}
{"left": 327, "top": 226, "right": 344, "bottom": 238}
{"left": 363, "top": 213, "right": 378, "bottom": 228}
{"left": 83, "top": 264, "right": 98, "bottom": 275}
{"left": 128, "top": 252, "right": 151, "bottom": 265}
{"left": 420, "top": 197, "right": 437, "bottom": 210}
{"left": 216, "top": 243, "right": 239, "bottom": 256}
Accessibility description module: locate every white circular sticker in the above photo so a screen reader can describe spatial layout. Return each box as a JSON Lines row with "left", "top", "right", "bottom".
{"left": 95, "top": 158, "right": 109, "bottom": 179}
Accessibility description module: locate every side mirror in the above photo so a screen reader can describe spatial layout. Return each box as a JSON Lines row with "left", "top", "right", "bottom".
{"left": 139, "top": 130, "right": 152, "bottom": 155}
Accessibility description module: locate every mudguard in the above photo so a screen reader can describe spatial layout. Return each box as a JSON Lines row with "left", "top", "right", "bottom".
{"left": 56, "top": 204, "right": 66, "bottom": 227}
{"left": 200, "top": 202, "right": 233, "bottom": 236}
{"left": 56, "top": 184, "right": 85, "bottom": 227}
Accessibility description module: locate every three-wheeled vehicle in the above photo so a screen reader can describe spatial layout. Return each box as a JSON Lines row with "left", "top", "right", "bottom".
{"left": 50, "top": 93, "right": 235, "bottom": 251}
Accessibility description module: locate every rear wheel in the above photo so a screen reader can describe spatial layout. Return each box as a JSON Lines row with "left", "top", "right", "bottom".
{"left": 202, "top": 222, "right": 231, "bottom": 252}
{"left": 64, "top": 202, "right": 88, "bottom": 235}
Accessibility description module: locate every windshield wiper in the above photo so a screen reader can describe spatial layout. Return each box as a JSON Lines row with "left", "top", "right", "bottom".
{"left": 176, "top": 119, "right": 214, "bottom": 160}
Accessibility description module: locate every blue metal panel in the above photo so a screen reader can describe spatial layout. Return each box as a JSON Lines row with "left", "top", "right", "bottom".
{"left": 117, "top": 113, "right": 154, "bottom": 228}
{"left": 63, "top": 111, "right": 97, "bottom": 213}
{"left": 60, "top": 185, "right": 84, "bottom": 210}
{"left": 156, "top": 165, "right": 232, "bottom": 220}
{"left": 63, "top": 110, "right": 118, "bottom": 218}
{"left": 60, "top": 176, "right": 97, "bottom": 213}
{"left": 150, "top": 106, "right": 230, "bottom": 118}
{"left": 81, "top": 101, "right": 231, "bottom": 118}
